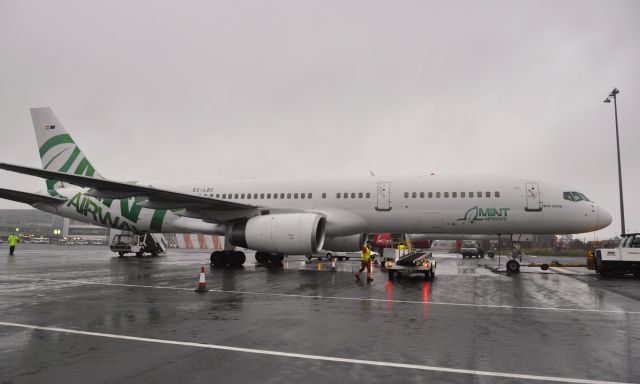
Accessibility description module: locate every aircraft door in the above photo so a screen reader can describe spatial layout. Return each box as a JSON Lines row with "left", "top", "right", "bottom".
{"left": 376, "top": 182, "right": 391, "bottom": 211}
{"left": 525, "top": 182, "right": 542, "bottom": 212}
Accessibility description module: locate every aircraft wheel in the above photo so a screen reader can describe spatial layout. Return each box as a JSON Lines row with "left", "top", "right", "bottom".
{"left": 118, "top": 251, "right": 124, "bottom": 257}
{"left": 488, "top": 252, "right": 495, "bottom": 258}
{"left": 424, "top": 271, "right": 430, "bottom": 280}
{"left": 325, "top": 253, "right": 333, "bottom": 261}
{"left": 255, "top": 251, "right": 268, "bottom": 264}
{"left": 269, "top": 254, "right": 285, "bottom": 264}
{"left": 227, "top": 251, "right": 246, "bottom": 267}
{"left": 387, "top": 269, "right": 394, "bottom": 280}
{"left": 305, "top": 254, "right": 312, "bottom": 261}
{"left": 211, "top": 251, "right": 226, "bottom": 267}
{"left": 136, "top": 250, "right": 144, "bottom": 257}
{"left": 506, "top": 259, "right": 520, "bottom": 273}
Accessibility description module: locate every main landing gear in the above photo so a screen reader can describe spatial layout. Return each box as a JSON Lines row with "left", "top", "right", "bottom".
{"left": 210, "top": 250, "right": 246, "bottom": 268}
{"left": 255, "top": 251, "right": 285, "bottom": 265}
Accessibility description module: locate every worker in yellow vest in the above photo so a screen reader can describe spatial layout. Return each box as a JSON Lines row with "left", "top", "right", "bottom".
{"left": 355, "top": 242, "right": 373, "bottom": 282}
{"left": 7, "top": 233, "right": 19, "bottom": 256}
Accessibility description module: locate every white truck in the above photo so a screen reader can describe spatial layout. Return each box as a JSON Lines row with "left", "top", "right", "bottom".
{"left": 460, "top": 241, "right": 485, "bottom": 258}
{"left": 384, "top": 248, "right": 436, "bottom": 280}
{"left": 594, "top": 233, "right": 640, "bottom": 278}
{"left": 110, "top": 233, "right": 168, "bottom": 257}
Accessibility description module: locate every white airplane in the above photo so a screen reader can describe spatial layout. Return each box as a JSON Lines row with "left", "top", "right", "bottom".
{"left": 0, "top": 108, "right": 612, "bottom": 272}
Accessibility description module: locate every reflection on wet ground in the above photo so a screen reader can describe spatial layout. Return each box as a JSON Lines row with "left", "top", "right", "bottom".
{"left": 0, "top": 244, "right": 639, "bottom": 383}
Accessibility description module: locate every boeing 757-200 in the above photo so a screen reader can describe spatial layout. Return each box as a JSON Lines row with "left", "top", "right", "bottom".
{"left": 0, "top": 108, "right": 612, "bottom": 272}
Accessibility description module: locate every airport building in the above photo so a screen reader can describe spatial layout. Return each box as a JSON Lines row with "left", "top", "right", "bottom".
{"left": 0, "top": 209, "right": 110, "bottom": 243}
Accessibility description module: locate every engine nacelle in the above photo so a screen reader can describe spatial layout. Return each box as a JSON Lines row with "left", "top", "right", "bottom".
{"left": 227, "top": 213, "right": 326, "bottom": 254}
{"left": 323, "top": 233, "right": 367, "bottom": 252}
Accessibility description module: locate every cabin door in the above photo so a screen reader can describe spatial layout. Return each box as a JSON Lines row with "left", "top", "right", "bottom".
{"left": 376, "top": 182, "right": 391, "bottom": 211}
{"left": 525, "top": 182, "right": 542, "bottom": 212}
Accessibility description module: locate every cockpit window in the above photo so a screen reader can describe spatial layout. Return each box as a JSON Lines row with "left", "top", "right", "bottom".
{"left": 563, "top": 191, "right": 591, "bottom": 202}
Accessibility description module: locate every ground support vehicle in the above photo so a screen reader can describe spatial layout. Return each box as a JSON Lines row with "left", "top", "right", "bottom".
{"left": 460, "top": 241, "right": 484, "bottom": 258}
{"left": 594, "top": 233, "right": 640, "bottom": 278}
{"left": 384, "top": 248, "right": 436, "bottom": 280}
{"left": 110, "top": 233, "right": 168, "bottom": 257}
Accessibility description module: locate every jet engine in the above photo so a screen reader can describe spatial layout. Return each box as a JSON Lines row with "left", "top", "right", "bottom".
{"left": 323, "top": 233, "right": 367, "bottom": 252}
{"left": 226, "top": 213, "right": 326, "bottom": 254}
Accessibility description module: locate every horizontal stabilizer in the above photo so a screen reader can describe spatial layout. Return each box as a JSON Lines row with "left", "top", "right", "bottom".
{"left": 0, "top": 162, "right": 252, "bottom": 211}
{"left": 0, "top": 187, "right": 65, "bottom": 206}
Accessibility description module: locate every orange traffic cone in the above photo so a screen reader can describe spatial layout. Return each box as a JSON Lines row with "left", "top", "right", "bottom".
{"left": 331, "top": 257, "right": 337, "bottom": 272}
{"left": 195, "top": 266, "right": 209, "bottom": 292}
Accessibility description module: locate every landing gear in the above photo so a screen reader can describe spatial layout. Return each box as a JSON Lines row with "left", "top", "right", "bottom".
{"left": 255, "top": 251, "right": 284, "bottom": 265}
{"left": 210, "top": 250, "right": 246, "bottom": 267}
{"left": 118, "top": 251, "right": 125, "bottom": 257}
{"left": 506, "top": 259, "right": 520, "bottom": 273}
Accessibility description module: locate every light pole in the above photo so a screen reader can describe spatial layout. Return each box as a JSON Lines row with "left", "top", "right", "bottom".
{"left": 603, "top": 88, "right": 625, "bottom": 235}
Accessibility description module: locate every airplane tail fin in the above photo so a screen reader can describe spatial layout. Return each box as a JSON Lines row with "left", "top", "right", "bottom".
{"left": 30, "top": 107, "right": 102, "bottom": 195}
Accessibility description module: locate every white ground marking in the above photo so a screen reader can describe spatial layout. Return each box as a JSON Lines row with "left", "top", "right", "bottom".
{"left": 2, "top": 276, "right": 639, "bottom": 315}
{"left": 0, "top": 321, "right": 631, "bottom": 384}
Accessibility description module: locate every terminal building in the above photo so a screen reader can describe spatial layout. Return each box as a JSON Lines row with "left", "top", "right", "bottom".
{"left": 0, "top": 209, "right": 110, "bottom": 243}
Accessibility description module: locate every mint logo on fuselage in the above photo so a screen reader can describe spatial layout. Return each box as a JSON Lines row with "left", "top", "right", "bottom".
{"left": 457, "top": 206, "right": 510, "bottom": 222}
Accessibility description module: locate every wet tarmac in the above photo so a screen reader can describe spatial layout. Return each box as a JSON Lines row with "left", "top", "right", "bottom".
{"left": 1, "top": 244, "right": 639, "bottom": 383}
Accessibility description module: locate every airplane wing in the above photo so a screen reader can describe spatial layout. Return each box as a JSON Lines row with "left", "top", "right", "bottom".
{"left": 0, "top": 162, "right": 253, "bottom": 211}
{"left": 0, "top": 187, "right": 66, "bottom": 206}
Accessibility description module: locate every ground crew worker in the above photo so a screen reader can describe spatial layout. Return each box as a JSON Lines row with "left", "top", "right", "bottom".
{"left": 355, "top": 242, "right": 373, "bottom": 282}
{"left": 7, "top": 233, "right": 19, "bottom": 256}
{"left": 398, "top": 243, "right": 406, "bottom": 254}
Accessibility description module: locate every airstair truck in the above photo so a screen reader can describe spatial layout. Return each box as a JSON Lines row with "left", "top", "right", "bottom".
{"left": 110, "top": 233, "right": 168, "bottom": 257}
{"left": 594, "top": 233, "right": 640, "bottom": 278}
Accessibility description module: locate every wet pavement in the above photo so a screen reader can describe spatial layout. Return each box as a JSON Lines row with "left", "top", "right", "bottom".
{"left": 0, "top": 244, "right": 639, "bottom": 383}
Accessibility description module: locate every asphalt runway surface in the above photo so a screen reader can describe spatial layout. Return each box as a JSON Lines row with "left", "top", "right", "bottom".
{"left": 1, "top": 244, "right": 639, "bottom": 384}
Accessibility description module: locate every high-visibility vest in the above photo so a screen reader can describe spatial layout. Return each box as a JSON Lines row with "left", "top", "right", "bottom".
{"left": 8, "top": 235, "right": 18, "bottom": 246}
{"left": 361, "top": 245, "right": 372, "bottom": 261}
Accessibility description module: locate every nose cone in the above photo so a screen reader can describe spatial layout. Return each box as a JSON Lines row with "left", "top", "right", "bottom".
{"left": 596, "top": 206, "right": 613, "bottom": 229}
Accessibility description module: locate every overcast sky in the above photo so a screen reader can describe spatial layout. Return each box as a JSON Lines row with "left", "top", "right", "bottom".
{"left": 0, "top": 0, "right": 638, "bottom": 239}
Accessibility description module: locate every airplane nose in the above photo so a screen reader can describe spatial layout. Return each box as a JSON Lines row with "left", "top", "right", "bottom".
{"left": 596, "top": 206, "right": 613, "bottom": 229}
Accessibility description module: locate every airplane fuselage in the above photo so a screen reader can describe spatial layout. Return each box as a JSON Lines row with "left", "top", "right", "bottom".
{"left": 39, "top": 174, "right": 609, "bottom": 238}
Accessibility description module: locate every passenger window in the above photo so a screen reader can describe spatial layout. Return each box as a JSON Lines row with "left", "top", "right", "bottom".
{"left": 404, "top": 192, "right": 409, "bottom": 198}
{"left": 294, "top": 193, "right": 299, "bottom": 199}
{"left": 452, "top": 192, "right": 457, "bottom": 198}
{"left": 322, "top": 193, "right": 327, "bottom": 199}
{"left": 436, "top": 192, "right": 441, "bottom": 198}
{"left": 420, "top": 192, "right": 425, "bottom": 198}
{"left": 485, "top": 191, "right": 490, "bottom": 198}
{"left": 309, "top": 193, "right": 312, "bottom": 199}
{"left": 336, "top": 193, "right": 341, "bottom": 199}
{"left": 287, "top": 193, "right": 292, "bottom": 199}
{"left": 469, "top": 192, "right": 474, "bottom": 198}
{"left": 444, "top": 192, "right": 449, "bottom": 198}
{"left": 267, "top": 193, "right": 271, "bottom": 199}
{"left": 254, "top": 193, "right": 258, "bottom": 199}
{"left": 358, "top": 192, "right": 363, "bottom": 198}
{"left": 477, "top": 191, "right": 482, "bottom": 198}
{"left": 366, "top": 192, "right": 371, "bottom": 198}
{"left": 260, "top": 193, "right": 264, "bottom": 199}
{"left": 412, "top": 192, "right": 417, "bottom": 198}
{"left": 234, "top": 194, "right": 239, "bottom": 199}
{"left": 216, "top": 194, "right": 220, "bottom": 198}
{"left": 343, "top": 193, "right": 348, "bottom": 198}
{"left": 280, "top": 193, "right": 285, "bottom": 199}
{"left": 461, "top": 192, "right": 465, "bottom": 198}
{"left": 428, "top": 192, "right": 433, "bottom": 198}
{"left": 247, "top": 194, "right": 251, "bottom": 199}
{"left": 351, "top": 193, "right": 356, "bottom": 199}
{"left": 301, "top": 193, "right": 306, "bottom": 199}
{"left": 495, "top": 191, "right": 500, "bottom": 198}
{"left": 241, "top": 193, "right": 245, "bottom": 199}
{"left": 222, "top": 193, "right": 227, "bottom": 199}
